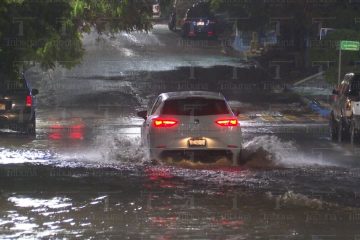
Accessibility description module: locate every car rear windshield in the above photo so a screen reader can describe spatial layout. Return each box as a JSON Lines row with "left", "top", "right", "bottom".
{"left": 187, "top": 4, "right": 212, "bottom": 18}
{"left": 0, "top": 79, "right": 28, "bottom": 92}
{"left": 161, "top": 97, "right": 229, "bottom": 116}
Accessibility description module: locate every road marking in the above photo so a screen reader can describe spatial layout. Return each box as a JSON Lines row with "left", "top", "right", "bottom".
{"left": 260, "top": 115, "right": 277, "bottom": 122}
{"left": 283, "top": 115, "right": 299, "bottom": 122}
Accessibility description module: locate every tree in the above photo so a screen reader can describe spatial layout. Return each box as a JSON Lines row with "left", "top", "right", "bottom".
{"left": 310, "top": 29, "right": 360, "bottom": 84}
{"left": 0, "top": 0, "right": 153, "bottom": 79}
{"left": 210, "top": 0, "right": 360, "bottom": 71}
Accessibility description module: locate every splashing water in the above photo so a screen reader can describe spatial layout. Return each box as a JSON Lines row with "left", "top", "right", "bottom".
{"left": 242, "top": 135, "right": 339, "bottom": 168}
{"left": 0, "top": 148, "right": 55, "bottom": 165}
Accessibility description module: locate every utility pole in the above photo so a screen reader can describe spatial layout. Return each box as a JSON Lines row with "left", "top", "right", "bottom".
{"left": 338, "top": 47, "right": 342, "bottom": 84}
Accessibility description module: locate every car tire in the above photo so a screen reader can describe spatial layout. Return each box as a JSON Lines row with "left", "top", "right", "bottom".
{"left": 337, "top": 117, "right": 349, "bottom": 143}
{"left": 231, "top": 150, "right": 241, "bottom": 166}
{"left": 169, "top": 22, "right": 176, "bottom": 32}
{"left": 181, "top": 31, "right": 186, "bottom": 38}
{"left": 329, "top": 113, "right": 338, "bottom": 141}
{"left": 24, "top": 114, "right": 36, "bottom": 136}
{"left": 338, "top": 117, "right": 344, "bottom": 143}
{"left": 350, "top": 119, "right": 359, "bottom": 145}
{"left": 181, "top": 27, "right": 188, "bottom": 38}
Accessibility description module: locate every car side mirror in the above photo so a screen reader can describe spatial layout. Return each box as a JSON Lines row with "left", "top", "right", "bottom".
{"left": 332, "top": 89, "right": 339, "bottom": 95}
{"left": 31, "top": 89, "right": 39, "bottom": 96}
{"left": 137, "top": 110, "right": 147, "bottom": 120}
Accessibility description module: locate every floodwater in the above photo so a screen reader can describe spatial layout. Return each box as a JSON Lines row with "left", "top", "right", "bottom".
{"left": 1, "top": 108, "right": 360, "bottom": 239}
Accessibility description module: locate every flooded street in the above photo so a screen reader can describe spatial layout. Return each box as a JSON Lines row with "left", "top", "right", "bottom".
{"left": 2, "top": 109, "right": 360, "bottom": 239}
{"left": 2, "top": 24, "right": 360, "bottom": 239}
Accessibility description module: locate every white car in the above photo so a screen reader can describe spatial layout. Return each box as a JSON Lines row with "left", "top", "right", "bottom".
{"left": 137, "top": 91, "right": 243, "bottom": 165}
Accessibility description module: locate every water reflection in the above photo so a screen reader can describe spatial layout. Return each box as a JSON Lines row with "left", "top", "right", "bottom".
{"left": 8, "top": 197, "right": 72, "bottom": 209}
{"left": 48, "top": 118, "right": 86, "bottom": 141}
{"left": 1, "top": 168, "right": 360, "bottom": 239}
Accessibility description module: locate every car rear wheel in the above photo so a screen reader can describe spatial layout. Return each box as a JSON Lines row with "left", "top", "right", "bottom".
{"left": 337, "top": 117, "right": 349, "bottom": 143}
{"left": 181, "top": 26, "right": 188, "bottom": 38}
{"left": 25, "top": 117, "right": 36, "bottom": 136}
{"left": 232, "top": 150, "right": 241, "bottom": 166}
{"left": 22, "top": 114, "right": 36, "bottom": 136}
{"left": 338, "top": 118, "right": 343, "bottom": 143}
{"left": 350, "top": 119, "right": 359, "bottom": 145}
{"left": 329, "top": 113, "right": 338, "bottom": 141}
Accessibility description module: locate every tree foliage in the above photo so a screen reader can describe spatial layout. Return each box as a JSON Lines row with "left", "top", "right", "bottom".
{"left": 0, "top": 0, "right": 153, "bottom": 78}
{"left": 310, "top": 30, "right": 360, "bottom": 84}
{"left": 210, "top": 0, "right": 360, "bottom": 81}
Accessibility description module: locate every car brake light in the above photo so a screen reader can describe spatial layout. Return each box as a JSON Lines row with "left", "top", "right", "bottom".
{"left": 215, "top": 118, "right": 238, "bottom": 127}
{"left": 153, "top": 118, "right": 178, "bottom": 127}
{"left": 26, "top": 96, "right": 32, "bottom": 107}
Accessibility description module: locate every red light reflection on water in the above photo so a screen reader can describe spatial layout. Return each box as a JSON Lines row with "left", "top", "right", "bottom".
{"left": 48, "top": 119, "right": 85, "bottom": 141}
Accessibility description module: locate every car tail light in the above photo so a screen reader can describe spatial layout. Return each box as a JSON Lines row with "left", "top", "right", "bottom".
{"left": 153, "top": 118, "right": 178, "bottom": 128}
{"left": 215, "top": 118, "right": 239, "bottom": 127}
{"left": 25, "top": 96, "right": 32, "bottom": 107}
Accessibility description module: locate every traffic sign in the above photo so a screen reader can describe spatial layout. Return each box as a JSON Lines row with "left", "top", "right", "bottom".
{"left": 340, "top": 40, "right": 360, "bottom": 51}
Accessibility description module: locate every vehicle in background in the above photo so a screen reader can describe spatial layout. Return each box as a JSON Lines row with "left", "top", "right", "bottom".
{"left": 152, "top": 0, "right": 161, "bottom": 18}
{"left": 0, "top": 75, "right": 38, "bottom": 135}
{"left": 169, "top": 0, "right": 217, "bottom": 39}
{"left": 330, "top": 73, "right": 360, "bottom": 144}
{"left": 137, "top": 91, "right": 243, "bottom": 165}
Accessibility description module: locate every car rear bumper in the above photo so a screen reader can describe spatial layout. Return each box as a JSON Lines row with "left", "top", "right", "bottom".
{"left": 149, "top": 148, "right": 241, "bottom": 164}
{"left": 148, "top": 130, "right": 242, "bottom": 148}
{"left": 0, "top": 110, "right": 34, "bottom": 126}
{"left": 187, "top": 30, "right": 216, "bottom": 37}
{"left": 183, "top": 24, "right": 216, "bottom": 37}
{"left": 160, "top": 148, "right": 237, "bottom": 159}
{"left": 147, "top": 129, "right": 242, "bottom": 163}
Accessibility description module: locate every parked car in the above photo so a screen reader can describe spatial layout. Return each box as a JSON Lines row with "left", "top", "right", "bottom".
{"left": 0, "top": 75, "right": 38, "bottom": 135}
{"left": 330, "top": 72, "right": 360, "bottom": 143}
{"left": 169, "top": 1, "right": 217, "bottom": 38}
{"left": 137, "top": 91, "right": 243, "bottom": 165}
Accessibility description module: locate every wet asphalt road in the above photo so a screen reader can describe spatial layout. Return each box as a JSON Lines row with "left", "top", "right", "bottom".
{"left": 1, "top": 24, "right": 360, "bottom": 239}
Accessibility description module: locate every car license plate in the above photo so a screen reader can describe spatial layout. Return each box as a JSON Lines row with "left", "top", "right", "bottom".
{"left": 188, "top": 138, "right": 206, "bottom": 147}
{"left": 197, "top": 21, "right": 205, "bottom": 26}
{"left": 0, "top": 103, "right": 5, "bottom": 110}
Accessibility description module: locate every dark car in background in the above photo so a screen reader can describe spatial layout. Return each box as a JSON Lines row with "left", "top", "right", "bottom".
{"left": 0, "top": 76, "right": 38, "bottom": 135}
{"left": 182, "top": 1, "right": 216, "bottom": 38}
{"left": 330, "top": 73, "right": 360, "bottom": 143}
{"left": 171, "top": 1, "right": 217, "bottom": 39}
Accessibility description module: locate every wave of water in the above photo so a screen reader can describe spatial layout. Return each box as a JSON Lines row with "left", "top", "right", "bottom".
{"left": 0, "top": 148, "right": 55, "bottom": 165}
{"left": 242, "top": 135, "right": 339, "bottom": 168}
